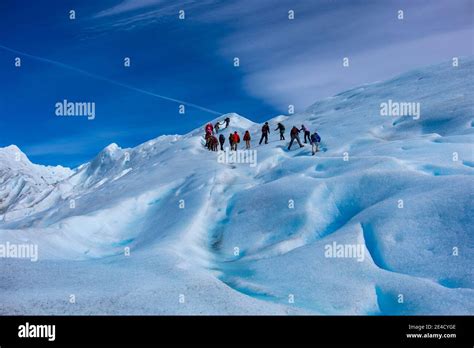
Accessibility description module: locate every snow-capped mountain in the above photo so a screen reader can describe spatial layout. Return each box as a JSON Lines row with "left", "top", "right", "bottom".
{"left": 0, "top": 59, "right": 473, "bottom": 315}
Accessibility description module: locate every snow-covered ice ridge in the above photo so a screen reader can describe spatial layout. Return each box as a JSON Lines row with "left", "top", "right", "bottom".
{"left": 0, "top": 59, "right": 473, "bottom": 315}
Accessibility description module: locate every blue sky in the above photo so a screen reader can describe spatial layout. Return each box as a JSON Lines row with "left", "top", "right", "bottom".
{"left": 0, "top": 0, "right": 473, "bottom": 167}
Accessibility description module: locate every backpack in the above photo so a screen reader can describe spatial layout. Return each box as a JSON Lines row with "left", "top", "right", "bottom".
{"left": 312, "top": 133, "right": 321, "bottom": 143}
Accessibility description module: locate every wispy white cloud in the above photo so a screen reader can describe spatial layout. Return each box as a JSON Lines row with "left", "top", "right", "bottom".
{"left": 94, "top": 0, "right": 164, "bottom": 18}
{"left": 87, "top": 0, "right": 211, "bottom": 35}
{"left": 204, "top": 0, "right": 474, "bottom": 110}
{"left": 89, "top": 0, "right": 474, "bottom": 111}
{"left": 240, "top": 28, "right": 474, "bottom": 110}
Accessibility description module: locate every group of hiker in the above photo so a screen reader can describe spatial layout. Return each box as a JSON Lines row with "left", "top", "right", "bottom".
{"left": 204, "top": 118, "right": 321, "bottom": 156}
{"left": 205, "top": 117, "right": 229, "bottom": 151}
{"left": 274, "top": 122, "right": 321, "bottom": 155}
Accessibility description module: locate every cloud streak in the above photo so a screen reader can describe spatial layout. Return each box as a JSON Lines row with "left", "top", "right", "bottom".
{"left": 0, "top": 44, "right": 222, "bottom": 115}
{"left": 95, "top": 0, "right": 164, "bottom": 18}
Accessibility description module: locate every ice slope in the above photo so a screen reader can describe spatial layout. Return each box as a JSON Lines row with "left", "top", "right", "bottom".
{"left": 0, "top": 59, "right": 473, "bottom": 314}
{"left": 0, "top": 146, "right": 72, "bottom": 221}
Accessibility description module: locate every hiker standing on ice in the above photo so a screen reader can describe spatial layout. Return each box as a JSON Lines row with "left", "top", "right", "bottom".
{"left": 275, "top": 123, "right": 285, "bottom": 140}
{"left": 288, "top": 126, "right": 304, "bottom": 150}
{"left": 215, "top": 122, "right": 221, "bottom": 134}
{"left": 259, "top": 122, "right": 270, "bottom": 145}
{"left": 224, "top": 117, "right": 230, "bottom": 129}
{"left": 300, "top": 124, "right": 311, "bottom": 143}
{"left": 243, "top": 130, "right": 251, "bottom": 149}
{"left": 219, "top": 134, "right": 225, "bottom": 151}
{"left": 211, "top": 136, "right": 219, "bottom": 151}
{"left": 232, "top": 131, "right": 240, "bottom": 151}
{"left": 205, "top": 132, "right": 212, "bottom": 149}
{"left": 206, "top": 135, "right": 216, "bottom": 151}
{"left": 310, "top": 131, "right": 321, "bottom": 155}
{"left": 228, "top": 133, "right": 234, "bottom": 150}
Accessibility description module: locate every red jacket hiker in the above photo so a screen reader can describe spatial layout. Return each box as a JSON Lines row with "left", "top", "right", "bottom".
{"left": 205, "top": 123, "right": 213, "bottom": 134}
{"left": 233, "top": 132, "right": 240, "bottom": 143}
{"left": 244, "top": 131, "right": 251, "bottom": 149}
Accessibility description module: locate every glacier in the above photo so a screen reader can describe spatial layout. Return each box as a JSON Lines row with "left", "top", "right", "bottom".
{"left": 0, "top": 59, "right": 473, "bottom": 315}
